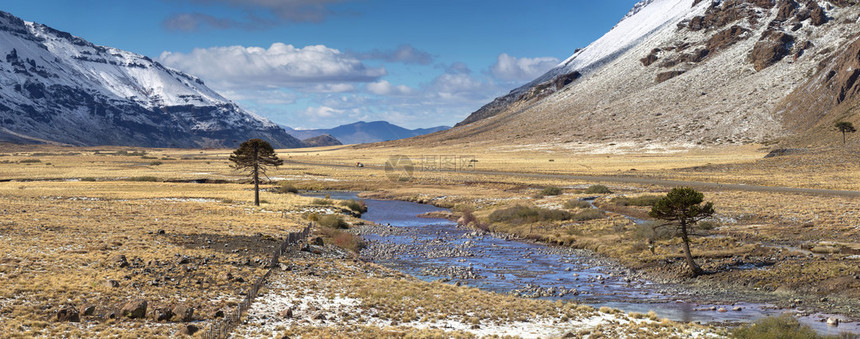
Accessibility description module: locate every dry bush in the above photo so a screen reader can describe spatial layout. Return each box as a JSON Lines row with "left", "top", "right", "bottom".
{"left": 488, "top": 205, "right": 572, "bottom": 225}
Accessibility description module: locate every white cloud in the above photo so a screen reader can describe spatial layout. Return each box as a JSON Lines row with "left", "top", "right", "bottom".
{"left": 490, "top": 53, "right": 559, "bottom": 82}
{"left": 303, "top": 106, "right": 345, "bottom": 118}
{"left": 367, "top": 80, "right": 415, "bottom": 96}
{"left": 158, "top": 43, "right": 385, "bottom": 92}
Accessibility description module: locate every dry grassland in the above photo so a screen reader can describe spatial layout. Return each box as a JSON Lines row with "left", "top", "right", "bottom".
{"left": 1, "top": 142, "right": 857, "bottom": 336}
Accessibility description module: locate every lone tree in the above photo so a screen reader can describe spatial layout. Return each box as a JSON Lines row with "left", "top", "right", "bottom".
{"left": 649, "top": 187, "right": 714, "bottom": 277}
{"left": 229, "top": 139, "right": 283, "bottom": 206}
{"left": 835, "top": 121, "right": 856, "bottom": 144}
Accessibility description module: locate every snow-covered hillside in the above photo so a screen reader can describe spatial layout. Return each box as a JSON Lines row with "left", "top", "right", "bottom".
{"left": 0, "top": 10, "right": 303, "bottom": 148}
{"left": 450, "top": 0, "right": 860, "bottom": 148}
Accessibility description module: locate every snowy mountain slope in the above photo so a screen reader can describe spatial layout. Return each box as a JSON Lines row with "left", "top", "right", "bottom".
{"left": 0, "top": 10, "right": 303, "bottom": 148}
{"left": 458, "top": 0, "right": 701, "bottom": 126}
{"left": 443, "top": 0, "right": 860, "bottom": 149}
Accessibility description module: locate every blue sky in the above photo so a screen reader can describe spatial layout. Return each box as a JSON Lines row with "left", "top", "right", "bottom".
{"left": 4, "top": 0, "right": 639, "bottom": 129}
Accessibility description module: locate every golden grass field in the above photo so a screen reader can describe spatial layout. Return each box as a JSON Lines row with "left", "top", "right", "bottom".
{"left": 0, "top": 142, "right": 857, "bottom": 337}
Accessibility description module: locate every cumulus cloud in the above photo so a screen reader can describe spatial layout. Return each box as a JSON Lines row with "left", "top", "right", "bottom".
{"left": 366, "top": 80, "right": 415, "bottom": 96}
{"left": 302, "top": 105, "right": 345, "bottom": 118}
{"left": 163, "top": 0, "right": 348, "bottom": 31}
{"left": 490, "top": 53, "right": 559, "bottom": 82}
{"left": 158, "top": 43, "right": 385, "bottom": 91}
{"left": 352, "top": 45, "right": 434, "bottom": 65}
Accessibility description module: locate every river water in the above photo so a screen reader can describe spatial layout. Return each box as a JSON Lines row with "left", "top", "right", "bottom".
{"left": 307, "top": 192, "right": 858, "bottom": 335}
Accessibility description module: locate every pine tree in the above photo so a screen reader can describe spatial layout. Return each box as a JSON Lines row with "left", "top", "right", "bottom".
{"left": 229, "top": 139, "right": 283, "bottom": 206}
{"left": 649, "top": 187, "right": 714, "bottom": 277}
{"left": 835, "top": 121, "right": 856, "bottom": 144}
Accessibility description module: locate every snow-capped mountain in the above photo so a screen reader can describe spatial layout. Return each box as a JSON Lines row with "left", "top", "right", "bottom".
{"left": 450, "top": 0, "right": 860, "bottom": 148}
{"left": 0, "top": 10, "right": 303, "bottom": 148}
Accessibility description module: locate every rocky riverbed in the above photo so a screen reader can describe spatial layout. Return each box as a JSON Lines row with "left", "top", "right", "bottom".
{"left": 322, "top": 191, "right": 860, "bottom": 336}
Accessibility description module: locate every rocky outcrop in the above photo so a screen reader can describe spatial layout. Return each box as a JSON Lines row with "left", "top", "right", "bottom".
{"left": 777, "top": 34, "right": 860, "bottom": 141}
{"left": 656, "top": 70, "right": 687, "bottom": 83}
{"left": 750, "top": 30, "right": 795, "bottom": 71}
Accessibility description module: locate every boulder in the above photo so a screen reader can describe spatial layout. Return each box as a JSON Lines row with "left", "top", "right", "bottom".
{"left": 311, "top": 236, "right": 324, "bottom": 246}
{"left": 56, "top": 305, "right": 80, "bottom": 322}
{"left": 178, "top": 324, "right": 199, "bottom": 336}
{"left": 81, "top": 305, "right": 96, "bottom": 317}
{"left": 104, "top": 279, "right": 119, "bottom": 288}
{"left": 172, "top": 304, "right": 195, "bottom": 322}
{"left": 826, "top": 317, "right": 839, "bottom": 326}
{"left": 120, "top": 299, "right": 147, "bottom": 319}
{"left": 152, "top": 307, "right": 173, "bottom": 322}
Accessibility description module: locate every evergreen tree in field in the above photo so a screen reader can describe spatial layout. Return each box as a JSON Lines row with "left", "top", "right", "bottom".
{"left": 229, "top": 139, "right": 283, "bottom": 206}
{"left": 649, "top": 187, "right": 714, "bottom": 277}
{"left": 835, "top": 121, "right": 856, "bottom": 144}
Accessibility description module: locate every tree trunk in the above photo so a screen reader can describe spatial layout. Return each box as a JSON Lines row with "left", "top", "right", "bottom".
{"left": 253, "top": 143, "right": 260, "bottom": 206}
{"left": 253, "top": 163, "right": 260, "bottom": 206}
{"left": 680, "top": 221, "right": 703, "bottom": 277}
{"left": 843, "top": 131, "right": 847, "bottom": 144}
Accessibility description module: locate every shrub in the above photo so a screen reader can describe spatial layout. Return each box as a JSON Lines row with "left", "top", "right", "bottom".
{"left": 563, "top": 199, "right": 592, "bottom": 209}
{"left": 584, "top": 185, "right": 612, "bottom": 194}
{"left": 19, "top": 159, "right": 41, "bottom": 163}
{"left": 312, "top": 198, "right": 333, "bottom": 206}
{"left": 276, "top": 183, "right": 299, "bottom": 194}
{"left": 149, "top": 161, "right": 163, "bottom": 166}
{"left": 340, "top": 199, "right": 368, "bottom": 214}
{"left": 541, "top": 187, "right": 563, "bottom": 196}
{"left": 611, "top": 195, "right": 662, "bottom": 206}
{"left": 316, "top": 214, "right": 349, "bottom": 229}
{"left": 488, "top": 205, "right": 571, "bottom": 225}
{"left": 571, "top": 209, "right": 605, "bottom": 221}
{"left": 318, "top": 227, "right": 365, "bottom": 253}
{"left": 459, "top": 209, "right": 490, "bottom": 232}
{"left": 141, "top": 156, "right": 158, "bottom": 160}
{"left": 697, "top": 220, "right": 718, "bottom": 231}
{"left": 80, "top": 177, "right": 97, "bottom": 182}
{"left": 732, "top": 314, "right": 831, "bottom": 339}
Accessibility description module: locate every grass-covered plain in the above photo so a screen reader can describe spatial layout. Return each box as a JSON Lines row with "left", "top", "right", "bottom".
{"left": 1, "top": 142, "right": 858, "bottom": 337}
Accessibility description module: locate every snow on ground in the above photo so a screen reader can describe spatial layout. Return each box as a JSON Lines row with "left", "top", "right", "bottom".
{"left": 234, "top": 266, "right": 720, "bottom": 338}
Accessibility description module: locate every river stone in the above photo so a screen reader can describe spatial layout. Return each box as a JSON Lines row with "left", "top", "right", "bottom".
{"left": 717, "top": 307, "right": 728, "bottom": 312}
{"left": 826, "top": 317, "right": 839, "bottom": 326}
{"left": 733, "top": 306, "right": 743, "bottom": 311}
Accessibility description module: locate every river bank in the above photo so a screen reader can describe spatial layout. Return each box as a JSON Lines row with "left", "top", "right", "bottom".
{"left": 329, "top": 190, "right": 859, "bottom": 336}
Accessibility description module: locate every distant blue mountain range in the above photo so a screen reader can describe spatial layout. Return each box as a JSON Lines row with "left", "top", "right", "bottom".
{"left": 282, "top": 121, "right": 450, "bottom": 145}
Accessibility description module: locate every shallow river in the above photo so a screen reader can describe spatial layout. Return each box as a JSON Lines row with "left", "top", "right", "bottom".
{"left": 309, "top": 192, "right": 857, "bottom": 335}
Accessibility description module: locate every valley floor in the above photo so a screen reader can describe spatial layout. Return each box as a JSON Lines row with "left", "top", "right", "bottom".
{"left": 0, "top": 142, "right": 857, "bottom": 337}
